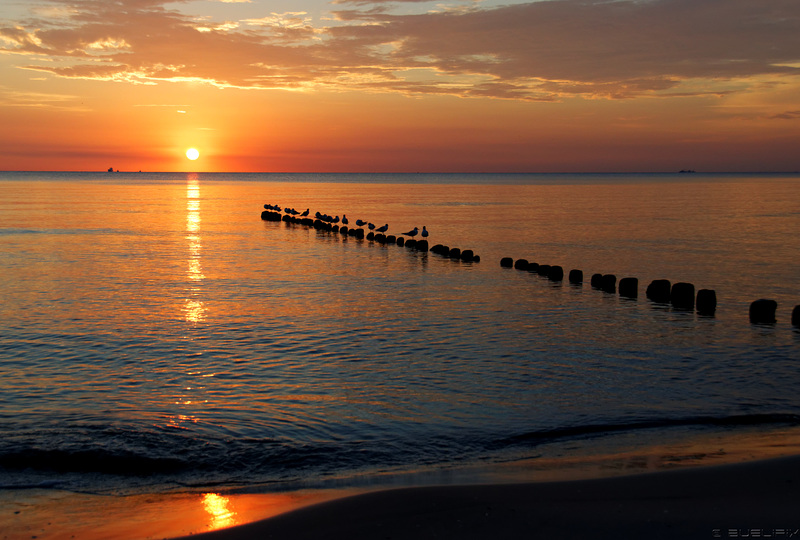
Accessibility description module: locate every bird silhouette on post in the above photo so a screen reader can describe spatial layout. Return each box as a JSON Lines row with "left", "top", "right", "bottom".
{"left": 421, "top": 226, "right": 429, "bottom": 238}
{"left": 376, "top": 224, "right": 388, "bottom": 233}
{"left": 402, "top": 227, "right": 419, "bottom": 238}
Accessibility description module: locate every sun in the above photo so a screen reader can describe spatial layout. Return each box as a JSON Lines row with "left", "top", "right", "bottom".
{"left": 186, "top": 148, "right": 200, "bottom": 160}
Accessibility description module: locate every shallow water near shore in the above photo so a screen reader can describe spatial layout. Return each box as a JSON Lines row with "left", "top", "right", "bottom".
{"left": 1, "top": 172, "right": 799, "bottom": 535}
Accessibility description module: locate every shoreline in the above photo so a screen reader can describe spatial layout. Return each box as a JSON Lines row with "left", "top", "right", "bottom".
{"left": 3, "top": 427, "right": 800, "bottom": 539}
{"left": 177, "top": 455, "right": 800, "bottom": 540}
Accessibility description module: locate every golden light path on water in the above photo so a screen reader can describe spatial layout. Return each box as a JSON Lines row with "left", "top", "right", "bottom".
{"left": 185, "top": 173, "right": 206, "bottom": 323}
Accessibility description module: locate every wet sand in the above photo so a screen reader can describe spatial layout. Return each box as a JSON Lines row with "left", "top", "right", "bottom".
{"left": 4, "top": 430, "right": 800, "bottom": 540}
{"left": 174, "top": 455, "right": 800, "bottom": 540}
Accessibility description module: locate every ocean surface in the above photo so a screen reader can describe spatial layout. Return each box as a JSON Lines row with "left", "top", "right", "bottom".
{"left": 1, "top": 171, "right": 799, "bottom": 502}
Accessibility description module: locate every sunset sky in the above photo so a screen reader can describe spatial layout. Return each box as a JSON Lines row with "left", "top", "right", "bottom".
{"left": 1, "top": 0, "right": 799, "bottom": 172}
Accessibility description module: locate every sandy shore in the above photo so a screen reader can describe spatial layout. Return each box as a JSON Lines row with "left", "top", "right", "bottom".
{"left": 173, "top": 455, "right": 800, "bottom": 540}
{"left": 4, "top": 430, "right": 800, "bottom": 539}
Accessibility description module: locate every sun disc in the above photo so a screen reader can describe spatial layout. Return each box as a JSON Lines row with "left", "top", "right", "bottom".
{"left": 186, "top": 148, "right": 200, "bottom": 160}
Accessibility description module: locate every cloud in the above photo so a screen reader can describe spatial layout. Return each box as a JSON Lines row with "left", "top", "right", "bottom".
{"left": 770, "top": 110, "right": 800, "bottom": 120}
{"left": 0, "top": 85, "right": 88, "bottom": 110}
{"left": 1, "top": 0, "right": 799, "bottom": 100}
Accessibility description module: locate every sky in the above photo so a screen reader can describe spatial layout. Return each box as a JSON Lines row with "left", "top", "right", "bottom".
{"left": 1, "top": 0, "right": 799, "bottom": 172}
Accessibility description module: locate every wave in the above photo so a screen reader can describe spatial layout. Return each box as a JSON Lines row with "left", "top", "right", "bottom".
{"left": 2, "top": 413, "right": 798, "bottom": 493}
{"left": 0, "top": 448, "right": 188, "bottom": 476}
{"left": 500, "top": 413, "right": 800, "bottom": 448}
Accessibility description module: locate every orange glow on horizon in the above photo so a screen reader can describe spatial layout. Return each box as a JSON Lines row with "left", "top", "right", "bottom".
{"left": 1, "top": 1, "right": 799, "bottom": 172}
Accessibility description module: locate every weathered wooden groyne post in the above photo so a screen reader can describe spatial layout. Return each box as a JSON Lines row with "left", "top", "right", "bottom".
{"left": 601, "top": 274, "right": 616, "bottom": 294}
{"left": 646, "top": 279, "right": 671, "bottom": 303}
{"left": 671, "top": 282, "right": 695, "bottom": 310}
{"left": 749, "top": 299, "right": 777, "bottom": 324}
{"left": 618, "top": 277, "right": 638, "bottom": 299}
{"left": 261, "top": 210, "right": 282, "bottom": 221}
{"left": 793, "top": 305, "right": 800, "bottom": 327}
{"left": 568, "top": 269, "right": 583, "bottom": 284}
{"left": 696, "top": 289, "right": 717, "bottom": 315}
{"left": 548, "top": 265, "right": 564, "bottom": 282}
{"left": 501, "top": 257, "right": 513, "bottom": 268}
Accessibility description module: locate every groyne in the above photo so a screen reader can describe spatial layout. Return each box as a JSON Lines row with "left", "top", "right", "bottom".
{"left": 261, "top": 207, "right": 480, "bottom": 263}
{"left": 262, "top": 206, "right": 797, "bottom": 327}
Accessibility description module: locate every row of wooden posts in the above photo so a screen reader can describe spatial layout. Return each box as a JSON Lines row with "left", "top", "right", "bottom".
{"left": 261, "top": 210, "right": 481, "bottom": 262}
{"left": 262, "top": 208, "right": 796, "bottom": 327}
{"left": 500, "top": 257, "right": 798, "bottom": 326}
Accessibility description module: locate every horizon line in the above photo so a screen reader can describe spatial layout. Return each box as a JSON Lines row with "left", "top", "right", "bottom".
{"left": 2, "top": 170, "right": 800, "bottom": 175}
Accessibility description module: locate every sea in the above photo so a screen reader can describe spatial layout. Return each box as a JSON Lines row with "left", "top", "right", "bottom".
{"left": 1, "top": 172, "right": 799, "bottom": 533}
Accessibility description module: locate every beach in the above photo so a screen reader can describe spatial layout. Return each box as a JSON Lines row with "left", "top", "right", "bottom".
{"left": 175, "top": 454, "right": 800, "bottom": 540}
{"left": 4, "top": 428, "right": 800, "bottom": 539}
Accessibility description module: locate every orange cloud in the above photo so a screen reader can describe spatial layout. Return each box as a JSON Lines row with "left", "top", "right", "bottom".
{"left": 2, "top": 0, "right": 798, "bottom": 100}
{"left": 2, "top": 0, "right": 800, "bottom": 173}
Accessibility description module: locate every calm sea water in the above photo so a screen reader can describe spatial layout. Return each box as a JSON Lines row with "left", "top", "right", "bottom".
{"left": 0, "top": 171, "right": 799, "bottom": 498}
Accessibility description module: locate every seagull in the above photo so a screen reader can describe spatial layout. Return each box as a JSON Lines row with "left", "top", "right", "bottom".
{"left": 341, "top": 215, "right": 349, "bottom": 225}
{"left": 356, "top": 219, "right": 367, "bottom": 227}
{"left": 375, "top": 224, "right": 388, "bottom": 233}
{"left": 368, "top": 223, "right": 376, "bottom": 231}
{"left": 332, "top": 216, "right": 340, "bottom": 224}
{"left": 402, "top": 227, "right": 419, "bottom": 237}
{"left": 421, "top": 226, "right": 429, "bottom": 238}
{"left": 300, "top": 208, "right": 310, "bottom": 217}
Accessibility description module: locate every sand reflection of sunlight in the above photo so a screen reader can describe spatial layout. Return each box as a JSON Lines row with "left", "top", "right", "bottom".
{"left": 184, "top": 174, "right": 206, "bottom": 323}
{"left": 202, "top": 493, "right": 237, "bottom": 530}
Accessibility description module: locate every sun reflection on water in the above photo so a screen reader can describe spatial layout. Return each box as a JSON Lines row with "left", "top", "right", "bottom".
{"left": 184, "top": 174, "right": 206, "bottom": 323}
{"left": 202, "top": 493, "right": 237, "bottom": 530}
